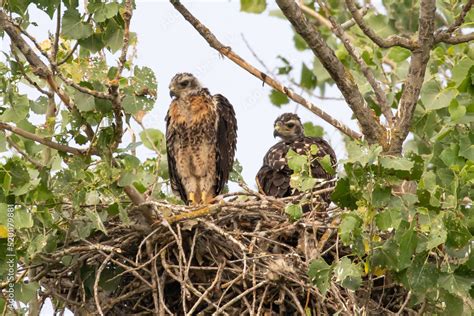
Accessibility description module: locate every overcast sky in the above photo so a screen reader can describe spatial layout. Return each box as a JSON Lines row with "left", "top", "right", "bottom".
{"left": 1, "top": 1, "right": 361, "bottom": 314}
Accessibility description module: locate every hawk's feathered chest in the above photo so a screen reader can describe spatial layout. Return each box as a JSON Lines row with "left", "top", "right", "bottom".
{"left": 167, "top": 90, "right": 218, "bottom": 143}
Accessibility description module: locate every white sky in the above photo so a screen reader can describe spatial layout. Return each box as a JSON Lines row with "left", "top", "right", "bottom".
{"left": 1, "top": 1, "right": 361, "bottom": 314}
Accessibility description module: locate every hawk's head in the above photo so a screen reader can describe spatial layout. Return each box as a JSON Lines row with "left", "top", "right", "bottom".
{"left": 273, "top": 113, "right": 304, "bottom": 141}
{"left": 169, "top": 73, "right": 202, "bottom": 99}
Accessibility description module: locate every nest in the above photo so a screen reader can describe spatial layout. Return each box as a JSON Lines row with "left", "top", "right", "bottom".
{"left": 36, "top": 190, "right": 413, "bottom": 315}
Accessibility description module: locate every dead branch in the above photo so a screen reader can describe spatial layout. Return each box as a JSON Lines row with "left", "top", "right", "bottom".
{"left": 169, "top": 0, "right": 362, "bottom": 140}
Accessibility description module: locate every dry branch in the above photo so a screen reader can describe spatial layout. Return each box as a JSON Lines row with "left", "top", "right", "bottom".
{"left": 169, "top": 0, "right": 362, "bottom": 141}
{"left": 276, "top": 0, "right": 384, "bottom": 144}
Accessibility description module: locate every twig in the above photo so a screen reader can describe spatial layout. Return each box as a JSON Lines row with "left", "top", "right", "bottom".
{"left": 170, "top": 0, "right": 362, "bottom": 141}
{"left": 284, "top": 286, "right": 306, "bottom": 315}
{"left": 396, "top": 290, "right": 412, "bottom": 315}
{"left": 6, "top": 137, "right": 45, "bottom": 169}
{"left": 0, "top": 122, "right": 94, "bottom": 156}
{"left": 93, "top": 253, "right": 113, "bottom": 316}
{"left": 212, "top": 280, "right": 268, "bottom": 315}
{"left": 187, "top": 263, "right": 224, "bottom": 315}
{"left": 345, "top": 0, "right": 415, "bottom": 50}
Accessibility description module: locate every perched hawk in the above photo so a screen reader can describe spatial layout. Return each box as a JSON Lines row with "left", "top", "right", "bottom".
{"left": 256, "top": 113, "right": 337, "bottom": 203}
{"left": 166, "top": 73, "right": 237, "bottom": 205}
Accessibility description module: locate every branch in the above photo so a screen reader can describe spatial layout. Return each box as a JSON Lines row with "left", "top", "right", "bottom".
{"left": 170, "top": 0, "right": 362, "bottom": 140}
{"left": 317, "top": 0, "right": 393, "bottom": 124}
{"left": 6, "top": 137, "right": 45, "bottom": 169}
{"left": 0, "top": 121, "right": 93, "bottom": 156}
{"left": 435, "top": 31, "right": 474, "bottom": 44}
{"left": 391, "top": 0, "right": 436, "bottom": 154}
{"left": 445, "top": 0, "right": 473, "bottom": 33}
{"left": 345, "top": 0, "right": 416, "bottom": 50}
{"left": 275, "top": 0, "right": 384, "bottom": 143}
{"left": 435, "top": 1, "right": 473, "bottom": 44}
{"left": 108, "top": 0, "right": 133, "bottom": 152}
{"left": 299, "top": 1, "right": 369, "bottom": 31}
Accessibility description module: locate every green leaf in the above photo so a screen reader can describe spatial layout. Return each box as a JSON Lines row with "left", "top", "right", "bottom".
{"left": 379, "top": 156, "right": 414, "bottom": 171}
{"left": 122, "top": 94, "right": 142, "bottom": 114}
{"left": 308, "top": 259, "right": 332, "bottom": 295}
{"left": 334, "top": 257, "right": 362, "bottom": 290}
{"left": 14, "top": 282, "right": 39, "bottom": 304}
{"left": 90, "top": 2, "right": 119, "bottom": 23}
{"left": 293, "top": 33, "right": 308, "bottom": 51}
{"left": 339, "top": 213, "right": 362, "bottom": 245}
{"left": 459, "top": 133, "right": 474, "bottom": 161}
{"left": 331, "top": 178, "right": 357, "bottom": 209}
{"left": 448, "top": 100, "right": 466, "bottom": 122}
{"left": 31, "top": 96, "right": 48, "bottom": 115}
{"left": 398, "top": 227, "right": 417, "bottom": 269}
{"left": 139, "top": 128, "right": 165, "bottom": 153}
{"left": 78, "top": 33, "right": 105, "bottom": 53}
{"left": 420, "top": 80, "right": 458, "bottom": 111}
{"left": 118, "top": 171, "right": 134, "bottom": 187}
{"left": 73, "top": 91, "right": 95, "bottom": 112}
{"left": 269, "top": 89, "right": 289, "bottom": 106}
{"left": 0, "top": 132, "right": 6, "bottom": 152}
{"left": 104, "top": 19, "right": 124, "bottom": 53}
{"left": 287, "top": 150, "right": 307, "bottom": 172}
{"left": 407, "top": 255, "right": 438, "bottom": 293}
{"left": 133, "top": 66, "right": 158, "bottom": 93}
{"left": 444, "top": 214, "right": 471, "bottom": 249}
{"left": 1, "top": 94, "right": 29, "bottom": 123}
{"left": 62, "top": 9, "right": 93, "bottom": 40}
{"left": 303, "top": 122, "right": 324, "bottom": 138}
{"left": 375, "top": 209, "right": 402, "bottom": 230}
{"left": 3, "top": 172, "right": 11, "bottom": 193}
{"left": 285, "top": 204, "right": 303, "bottom": 221}
{"left": 300, "top": 62, "right": 317, "bottom": 90}
{"left": 14, "top": 208, "right": 33, "bottom": 229}
{"left": 318, "top": 155, "right": 335, "bottom": 176}
{"left": 240, "top": 0, "right": 266, "bottom": 13}
{"left": 387, "top": 47, "right": 411, "bottom": 62}
{"left": 451, "top": 57, "right": 474, "bottom": 86}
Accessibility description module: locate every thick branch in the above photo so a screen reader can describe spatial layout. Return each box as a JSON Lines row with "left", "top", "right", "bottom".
{"left": 170, "top": 0, "right": 362, "bottom": 140}
{"left": 275, "top": 0, "right": 384, "bottom": 143}
{"left": 345, "top": 0, "right": 416, "bottom": 50}
{"left": 0, "top": 122, "right": 93, "bottom": 156}
{"left": 391, "top": 0, "right": 436, "bottom": 154}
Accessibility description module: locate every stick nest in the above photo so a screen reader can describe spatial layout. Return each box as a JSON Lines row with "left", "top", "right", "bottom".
{"left": 37, "top": 192, "right": 412, "bottom": 315}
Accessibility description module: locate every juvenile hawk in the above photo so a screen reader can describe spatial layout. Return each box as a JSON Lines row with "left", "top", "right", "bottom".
{"left": 166, "top": 73, "right": 237, "bottom": 205}
{"left": 256, "top": 113, "right": 336, "bottom": 203}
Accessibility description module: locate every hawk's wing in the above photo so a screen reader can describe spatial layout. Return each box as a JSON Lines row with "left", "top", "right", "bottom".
{"left": 213, "top": 94, "right": 238, "bottom": 195}
{"left": 256, "top": 141, "right": 293, "bottom": 198}
{"left": 165, "top": 109, "right": 188, "bottom": 204}
{"left": 256, "top": 137, "right": 337, "bottom": 199}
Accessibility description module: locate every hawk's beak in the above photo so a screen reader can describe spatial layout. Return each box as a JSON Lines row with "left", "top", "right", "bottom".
{"left": 273, "top": 125, "right": 282, "bottom": 138}
{"left": 169, "top": 90, "right": 177, "bottom": 98}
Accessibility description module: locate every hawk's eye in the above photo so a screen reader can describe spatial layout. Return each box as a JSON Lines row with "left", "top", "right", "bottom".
{"left": 286, "top": 123, "right": 295, "bottom": 128}
{"left": 180, "top": 80, "right": 189, "bottom": 87}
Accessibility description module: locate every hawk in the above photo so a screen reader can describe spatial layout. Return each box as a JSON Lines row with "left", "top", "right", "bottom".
{"left": 256, "top": 113, "right": 337, "bottom": 203}
{"left": 166, "top": 73, "right": 237, "bottom": 205}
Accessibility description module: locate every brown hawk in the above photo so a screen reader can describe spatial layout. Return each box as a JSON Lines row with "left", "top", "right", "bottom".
{"left": 166, "top": 73, "right": 237, "bottom": 205}
{"left": 256, "top": 113, "right": 337, "bottom": 203}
